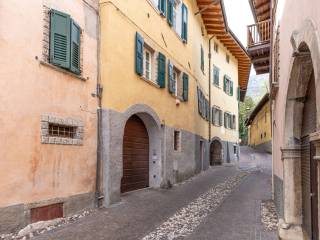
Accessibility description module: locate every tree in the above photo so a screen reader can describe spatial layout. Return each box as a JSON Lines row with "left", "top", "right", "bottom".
{"left": 239, "top": 96, "right": 255, "bottom": 145}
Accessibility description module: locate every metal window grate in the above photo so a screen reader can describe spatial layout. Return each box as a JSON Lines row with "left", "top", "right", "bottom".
{"left": 49, "top": 123, "right": 76, "bottom": 138}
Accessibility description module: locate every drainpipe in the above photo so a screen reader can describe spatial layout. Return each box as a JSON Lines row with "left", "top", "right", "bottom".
{"left": 208, "top": 35, "right": 214, "bottom": 143}
{"left": 95, "top": 6, "right": 103, "bottom": 208}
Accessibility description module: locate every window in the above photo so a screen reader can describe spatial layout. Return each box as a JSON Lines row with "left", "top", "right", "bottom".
{"left": 201, "top": 46, "right": 204, "bottom": 72}
{"left": 168, "top": 61, "right": 188, "bottom": 101}
{"left": 265, "top": 112, "right": 267, "bottom": 123}
{"left": 226, "top": 54, "right": 230, "bottom": 63}
{"left": 197, "top": 87, "right": 210, "bottom": 121}
{"left": 158, "top": 0, "right": 166, "bottom": 15}
{"left": 49, "top": 9, "right": 81, "bottom": 75}
{"left": 41, "top": 114, "right": 83, "bottom": 145}
{"left": 264, "top": 132, "right": 267, "bottom": 138}
{"left": 181, "top": 3, "right": 188, "bottom": 42}
{"left": 213, "top": 66, "right": 219, "bottom": 86}
{"left": 49, "top": 124, "right": 76, "bottom": 138}
{"left": 212, "top": 107, "right": 223, "bottom": 126}
{"left": 174, "top": 130, "right": 181, "bottom": 151}
{"left": 224, "top": 112, "right": 236, "bottom": 129}
{"left": 135, "top": 32, "right": 166, "bottom": 88}
{"left": 214, "top": 42, "right": 219, "bottom": 53}
{"left": 223, "top": 75, "right": 233, "bottom": 96}
{"left": 173, "top": 68, "right": 180, "bottom": 96}
{"left": 173, "top": 0, "right": 182, "bottom": 36}
{"left": 144, "top": 48, "right": 153, "bottom": 80}
{"left": 233, "top": 145, "right": 237, "bottom": 154}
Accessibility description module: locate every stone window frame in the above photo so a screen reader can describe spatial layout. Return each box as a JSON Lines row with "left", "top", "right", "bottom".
{"left": 41, "top": 114, "right": 84, "bottom": 145}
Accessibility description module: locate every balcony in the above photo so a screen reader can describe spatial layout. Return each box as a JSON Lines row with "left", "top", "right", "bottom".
{"left": 247, "top": 20, "right": 271, "bottom": 75}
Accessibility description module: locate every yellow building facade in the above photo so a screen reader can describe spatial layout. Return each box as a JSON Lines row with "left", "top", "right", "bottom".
{"left": 99, "top": 0, "right": 250, "bottom": 205}
{"left": 247, "top": 94, "right": 272, "bottom": 153}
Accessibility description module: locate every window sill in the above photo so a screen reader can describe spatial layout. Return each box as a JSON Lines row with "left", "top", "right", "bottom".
{"left": 140, "top": 76, "right": 160, "bottom": 88}
{"left": 39, "top": 61, "right": 88, "bottom": 81}
{"left": 213, "top": 84, "right": 220, "bottom": 89}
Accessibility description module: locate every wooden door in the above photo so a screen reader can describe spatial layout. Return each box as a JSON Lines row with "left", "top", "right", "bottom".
{"left": 301, "top": 136, "right": 312, "bottom": 238}
{"left": 310, "top": 142, "right": 319, "bottom": 240}
{"left": 210, "top": 141, "right": 222, "bottom": 166}
{"left": 121, "top": 115, "right": 149, "bottom": 193}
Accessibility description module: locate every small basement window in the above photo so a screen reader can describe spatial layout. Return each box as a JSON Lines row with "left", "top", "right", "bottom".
{"left": 174, "top": 130, "right": 181, "bottom": 151}
{"left": 49, "top": 124, "right": 76, "bottom": 138}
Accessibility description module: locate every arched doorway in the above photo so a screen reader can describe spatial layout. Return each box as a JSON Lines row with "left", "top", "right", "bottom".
{"left": 121, "top": 115, "right": 149, "bottom": 193}
{"left": 283, "top": 40, "right": 319, "bottom": 239}
{"left": 210, "top": 140, "right": 222, "bottom": 166}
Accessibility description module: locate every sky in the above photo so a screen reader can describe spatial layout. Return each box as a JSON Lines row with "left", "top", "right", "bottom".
{"left": 223, "top": 0, "right": 269, "bottom": 100}
{"left": 223, "top": 0, "right": 255, "bottom": 47}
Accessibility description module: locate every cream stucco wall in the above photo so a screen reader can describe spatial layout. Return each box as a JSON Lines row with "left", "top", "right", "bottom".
{"left": 0, "top": 0, "right": 98, "bottom": 207}
{"left": 100, "top": 0, "right": 239, "bottom": 142}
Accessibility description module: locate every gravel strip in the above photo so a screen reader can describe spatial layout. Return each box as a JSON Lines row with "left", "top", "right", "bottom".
{"left": 261, "top": 200, "right": 278, "bottom": 231}
{"left": 0, "top": 210, "right": 93, "bottom": 240}
{"left": 142, "top": 171, "right": 249, "bottom": 240}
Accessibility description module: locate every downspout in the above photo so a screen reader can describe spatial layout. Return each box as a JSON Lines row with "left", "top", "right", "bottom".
{"left": 208, "top": 35, "right": 214, "bottom": 143}
{"left": 95, "top": 5, "right": 103, "bottom": 208}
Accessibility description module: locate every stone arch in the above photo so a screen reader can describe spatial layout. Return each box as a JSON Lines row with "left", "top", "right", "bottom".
{"left": 102, "top": 104, "right": 162, "bottom": 206}
{"left": 285, "top": 19, "right": 320, "bottom": 146}
{"left": 280, "top": 19, "right": 320, "bottom": 237}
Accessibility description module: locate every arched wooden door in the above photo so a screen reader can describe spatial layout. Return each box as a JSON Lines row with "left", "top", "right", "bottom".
{"left": 121, "top": 115, "right": 149, "bottom": 193}
{"left": 210, "top": 140, "right": 222, "bottom": 166}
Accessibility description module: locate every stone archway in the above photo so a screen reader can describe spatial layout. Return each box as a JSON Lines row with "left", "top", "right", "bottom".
{"left": 102, "top": 104, "right": 162, "bottom": 206}
{"left": 210, "top": 140, "right": 222, "bottom": 166}
{"left": 280, "top": 20, "right": 320, "bottom": 239}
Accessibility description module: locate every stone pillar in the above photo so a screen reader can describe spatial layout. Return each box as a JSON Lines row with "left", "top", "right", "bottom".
{"left": 279, "top": 147, "right": 304, "bottom": 240}
{"left": 310, "top": 131, "right": 320, "bottom": 236}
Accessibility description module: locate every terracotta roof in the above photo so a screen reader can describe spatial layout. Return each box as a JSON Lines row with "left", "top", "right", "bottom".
{"left": 245, "top": 93, "right": 269, "bottom": 126}
{"left": 196, "top": 0, "right": 251, "bottom": 101}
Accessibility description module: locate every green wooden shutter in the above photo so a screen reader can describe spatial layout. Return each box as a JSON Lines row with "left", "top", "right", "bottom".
{"left": 197, "top": 87, "right": 201, "bottom": 115}
{"left": 182, "top": 73, "right": 189, "bottom": 101}
{"left": 70, "top": 20, "right": 81, "bottom": 74}
{"left": 157, "top": 53, "right": 166, "bottom": 88}
{"left": 167, "top": 0, "right": 174, "bottom": 26}
{"left": 159, "top": 0, "right": 166, "bottom": 16}
{"left": 223, "top": 76, "right": 227, "bottom": 92}
{"left": 237, "top": 87, "right": 241, "bottom": 101}
{"left": 168, "top": 61, "right": 175, "bottom": 93}
{"left": 181, "top": 4, "right": 188, "bottom": 42}
{"left": 50, "top": 9, "right": 71, "bottom": 69}
{"left": 219, "top": 110, "right": 223, "bottom": 126}
{"left": 224, "top": 112, "right": 227, "bottom": 128}
{"left": 135, "top": 32, "right": 144, "bottom": 76}
{"left": 230, "top": 81, "right": 234, "bottom": 96}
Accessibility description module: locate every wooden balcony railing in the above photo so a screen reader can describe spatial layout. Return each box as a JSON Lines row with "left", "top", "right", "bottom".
{"left": 247, "top": 20, "right": 271, "bottom": 47}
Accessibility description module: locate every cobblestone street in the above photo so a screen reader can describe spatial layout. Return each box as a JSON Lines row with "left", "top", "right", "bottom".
{"left": 21, "top": 147, "right": 277, "bottom": 240}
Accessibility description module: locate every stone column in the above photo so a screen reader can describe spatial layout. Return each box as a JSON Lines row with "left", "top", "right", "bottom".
{"left": 279, "top": 147, "right": 304, "bottom": 240}
{"left": 310, "top": 131, "right": 320, "bottom": 236}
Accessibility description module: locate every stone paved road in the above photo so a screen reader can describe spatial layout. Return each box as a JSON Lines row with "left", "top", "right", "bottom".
{"left": 33, "top": 147, "right": 277, "bottom": 240}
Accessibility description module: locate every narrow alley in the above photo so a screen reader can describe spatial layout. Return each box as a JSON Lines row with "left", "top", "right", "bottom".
{"left": 29, "top": 147, "right": 277, "bottom": 240}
